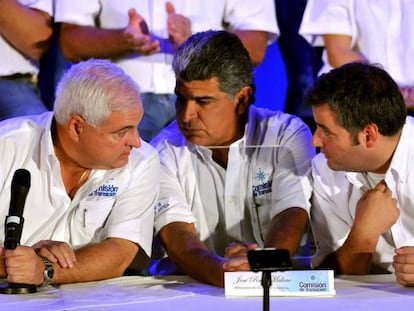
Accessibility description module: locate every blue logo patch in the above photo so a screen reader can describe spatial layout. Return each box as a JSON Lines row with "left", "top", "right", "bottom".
{"left": 252, "top": 168, "right": 272, "bottom": 197}
{"left": 90, "top": 184, "right": 119, "bottom": 197}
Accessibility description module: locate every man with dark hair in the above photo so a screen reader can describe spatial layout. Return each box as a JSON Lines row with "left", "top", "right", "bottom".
{"left": 307, "top": 62, "right": 414, "bottom": 287}
{"left": 150, "top": 30, "right": 315, "bottom": 287}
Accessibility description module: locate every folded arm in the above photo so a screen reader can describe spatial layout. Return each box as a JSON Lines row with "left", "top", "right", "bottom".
{"left": 318, "top": 182, "right": 399, "bottom": 274}
{"left": 3, "top": 237, "right": 138, "bottom": 285}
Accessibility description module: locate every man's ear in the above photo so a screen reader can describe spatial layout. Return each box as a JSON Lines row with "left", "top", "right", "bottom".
{"left": 67, "top": 115, "right": 86, "bottom": 141}
{"left": 363, "top": 123, "right": 379, "bottom": 147}
{"left": 235, "top": 86, "right": 252, "bottom": 115}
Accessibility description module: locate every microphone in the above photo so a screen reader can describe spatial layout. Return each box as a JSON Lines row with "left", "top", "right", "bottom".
{"left": 0, "top": 169, "right": 37, "bottom": 294}
{"left": 4, "top": 169, "right": 31, "bottom": 249}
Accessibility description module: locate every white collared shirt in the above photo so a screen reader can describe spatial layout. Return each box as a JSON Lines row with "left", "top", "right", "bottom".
{"left": 299, "top": 0, "right": 414, "bottom": 86}
{"left": 54, "top": 0, "right": 279, "bottom": 94}
{"left": 152, "top": 106, "right": 314, "bottom": 256}
{"left": 311, "top": 117, "right": 414, "bottom": 270}
{"left": 0, "top": 112, "right": 160, "bottom": 255}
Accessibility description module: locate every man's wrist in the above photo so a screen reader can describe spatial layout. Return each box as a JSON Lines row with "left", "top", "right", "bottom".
{"left": 38, "top": 255, "right": 54, "bottom": 287}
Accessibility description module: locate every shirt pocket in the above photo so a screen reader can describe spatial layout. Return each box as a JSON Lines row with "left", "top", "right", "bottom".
{"left": 70, "top": 198, "right": 115, "bottom": 248}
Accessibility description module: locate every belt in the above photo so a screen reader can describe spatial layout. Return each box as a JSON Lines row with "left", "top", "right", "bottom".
{"left": 0, "top": 73, "right": 38, "bottom": 85}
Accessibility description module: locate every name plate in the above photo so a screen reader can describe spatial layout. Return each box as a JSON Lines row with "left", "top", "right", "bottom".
{"left": 225, "top": 270, "right": 335, "bottom": 297}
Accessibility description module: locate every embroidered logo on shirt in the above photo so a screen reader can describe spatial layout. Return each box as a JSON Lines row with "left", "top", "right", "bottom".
{"left": 155, "top": 201, "right": 170, "bottom": 215}
{"left": 90, "top": 184, "right": 119, "bottom": 197}
{"left": 252, "top": 168, "right": 272, "bottom": 197}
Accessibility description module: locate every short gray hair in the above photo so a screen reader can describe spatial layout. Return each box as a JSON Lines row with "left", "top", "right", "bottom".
{"left": 172, "top": 30, "right": 255, "bottom": 103}
{"left": 54, "top": 59, "right": 142, "bottom": 127}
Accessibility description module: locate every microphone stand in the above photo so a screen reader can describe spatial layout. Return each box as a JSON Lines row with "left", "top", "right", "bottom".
{"left": 247, "top": 248, "right": 292, "bottom": 311}
{"left": 0, "top": 282, "right": 37, "bottom": 294}
{"left": 261, "top": 270, "right": 272, "bottom": 311}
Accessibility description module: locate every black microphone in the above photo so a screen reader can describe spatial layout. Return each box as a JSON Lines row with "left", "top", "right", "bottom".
{"left": 0, "top": 169, "right": 37, "bottom": 294}
{"left": 4, "top": 169, "right": 31, "bottom": 250}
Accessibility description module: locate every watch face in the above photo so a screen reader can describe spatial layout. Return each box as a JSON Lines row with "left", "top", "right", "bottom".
{"left": 46, "top": 266, "right": 54, "bottom": 280}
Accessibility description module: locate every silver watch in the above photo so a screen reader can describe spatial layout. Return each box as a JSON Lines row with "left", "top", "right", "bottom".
{"left": 39, "top": 256, "right": 54, "bottom": 287}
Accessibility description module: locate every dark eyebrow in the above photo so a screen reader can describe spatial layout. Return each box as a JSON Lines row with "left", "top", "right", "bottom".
{"left": 175, "top": 91, "right": 215, "bottom": 102}
{"left": 316, "top": 123, "right": 331, "bottom": 132}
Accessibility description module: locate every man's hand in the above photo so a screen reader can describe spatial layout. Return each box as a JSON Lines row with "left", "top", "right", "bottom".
{"left": 123, "top": 8, "right": 160, "bottom": 55}
{"left": 3, "top": 246, "right": 44, "bottom": 285}
{"left": 166, "top": 2, "right": 191, "bottom": 50}
{"left": 224, "top": 242, "right": 258, "bottom": 258}
{"left": 221, "top": 242, "right": 258, "bottom": 272}
{"left": 222, "top": 257, "right": 251, "bottom": 272}
{"left": 393, "top": 246, "right": 414, "bottom": 287}
{"left": 351, "top": 181, "right": 399, "bottom": 248}
{"left": 33, "top": 240, "right": 76, "bottom": 269}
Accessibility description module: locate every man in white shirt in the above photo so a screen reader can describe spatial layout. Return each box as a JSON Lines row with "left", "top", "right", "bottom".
{"left": 299, "top": 0, "right": 414, "bottom": 109}
{"left": 54, "top": 0, "right": 279, "bottom": 142}
{"left": 150, "top": 30, "right": 315, "bottom": 287}
{"left": 0, "top": 0, "right": 53, "bottom": 120}
{"left": 0, "top": 59, "right": 159, "bottom": 286}
{"left": 307, "top": 62, "right": 414, "bottom": 287}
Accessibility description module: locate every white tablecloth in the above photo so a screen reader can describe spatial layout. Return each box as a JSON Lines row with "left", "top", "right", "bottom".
{"left": 1, "top": 274, "right": 414, "bottom": 311}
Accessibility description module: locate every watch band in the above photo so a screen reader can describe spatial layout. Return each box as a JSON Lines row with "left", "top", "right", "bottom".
{"left": 39, "top": 255, "right": 54, "bottom": 287}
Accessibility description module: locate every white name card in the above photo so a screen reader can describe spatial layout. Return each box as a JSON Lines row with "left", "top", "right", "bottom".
{"left": 225, "top": 270, "right": 335, "bottom": 297}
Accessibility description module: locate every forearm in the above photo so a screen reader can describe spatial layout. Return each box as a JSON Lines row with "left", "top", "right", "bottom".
{"left": 51, "top": 238, "right": 138, "bottom": 284}
{"left": 320, "top": 231, "right": 378, "bottom": 274}
{"left": 0, "top": 0, "right": 52, "bottom": 60}
{"left": 233, "top": 30, "right": 268, "bottom": 66}
{"left": 0, "top": 248, "right": 5, "bottom": 277}
{"left": 264, "top": 207, "right": 309, "bottom": 256}
{"left": 323, "top": 34, "right": 367, "bottom": 68}
{"left": 60, "top": 24, "right": 137, "bottom": 63}
{"left": 169, "top": 245, "right": 225, "bottom": 287}
{"left": 160, "top": 222, "right": 225, "bottom": 287}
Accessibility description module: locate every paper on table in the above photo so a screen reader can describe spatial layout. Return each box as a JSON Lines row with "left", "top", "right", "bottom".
{"left": 0, "top": 276, "right": 196, "bottom": 311}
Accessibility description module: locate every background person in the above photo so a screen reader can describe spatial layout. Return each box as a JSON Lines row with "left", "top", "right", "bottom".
{"left": 54, "top": 0, "right": 279, "bottom": 142}
{"left": 299, "top": 0, "right": 414, "bottom": 111}
{"left": 0, "top": 0, "right": 53, "bottom": 120}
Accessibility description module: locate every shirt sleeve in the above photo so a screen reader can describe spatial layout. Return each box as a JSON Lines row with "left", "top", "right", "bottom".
{"left": 54, "top": 0, "right": 101, "bottom": 25}
{"left": 22, "top": 0, "right": 53, "bottom": 15}
{"left": 299, "top": 0, "right": 355, "bottom": 46}
{"left": 153, "top": 142, "right": 197, "bottom": 235}
{"left": 268, "top": 115, "right": 315, "bottom": 219}
{"left": 96, "top": 143, "right": 160, "bottom": 257}
{"left": 224, "top": 0, "right": 280, "bottom": 42}
{"left": 310, "top": 153, "right": 352, "bottom": 267}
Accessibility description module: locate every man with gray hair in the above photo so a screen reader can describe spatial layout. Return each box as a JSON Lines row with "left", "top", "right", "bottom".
{"left": 150, "top": 30, "right": 315, "bottom": 287}
{"left": 0, "top": 59, "right": 159, "bottom": 286}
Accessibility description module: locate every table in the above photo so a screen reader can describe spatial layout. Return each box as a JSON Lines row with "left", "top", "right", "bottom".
{"left": 1, "top": 274, "right": 414, "bottom": 311}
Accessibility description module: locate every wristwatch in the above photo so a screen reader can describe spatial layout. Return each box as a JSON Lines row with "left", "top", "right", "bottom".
{"left": 39, "top": 256, "right": 54, "bottom": 287}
